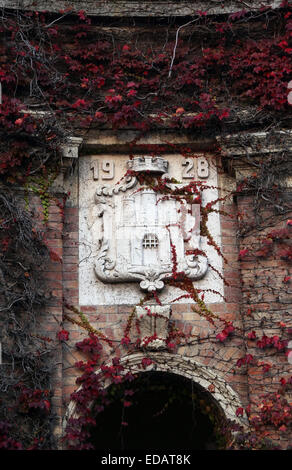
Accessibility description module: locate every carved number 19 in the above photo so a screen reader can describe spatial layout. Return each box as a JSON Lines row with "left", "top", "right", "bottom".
{"left": 90, "top": 160, "right": 115, "bottom": 180}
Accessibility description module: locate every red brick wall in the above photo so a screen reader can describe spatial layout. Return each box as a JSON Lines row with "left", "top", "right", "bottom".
{"left": 237, "top": 194, "right": 292, "bottom": 449}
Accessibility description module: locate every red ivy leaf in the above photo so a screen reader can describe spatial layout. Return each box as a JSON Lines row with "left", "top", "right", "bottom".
{"left": 208, "top": 384, "right": 215, "bottom": 393}
{"left": 238, "top": 248, "right": 249, "bottom": 260}
{"left": 123, "top": 401, "right": 132, "bottom": 407}
{"left": 57, "top": 329, "right": 69, "bottom": 341}
{"left": 236, "top": 407, "right": 244, "bottom": 417}
{"left": 49, "top": 249, "right": 62, "bottom": 263}
{"left": 141, "top": 357, "right": 153, "bottom": 369}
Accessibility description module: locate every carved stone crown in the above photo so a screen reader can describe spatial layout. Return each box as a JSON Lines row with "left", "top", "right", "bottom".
{"left": 127, "top": 156, "right": 168, "bottom": 174}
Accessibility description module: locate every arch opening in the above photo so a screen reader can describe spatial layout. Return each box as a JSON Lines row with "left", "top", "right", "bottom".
{"left": 88, "top": 371, "right": 228, "bottom": 450}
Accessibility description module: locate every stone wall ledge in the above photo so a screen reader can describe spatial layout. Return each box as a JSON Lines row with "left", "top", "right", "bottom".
{"left": 0, "top": 0, "right": 283, "bottom": 17}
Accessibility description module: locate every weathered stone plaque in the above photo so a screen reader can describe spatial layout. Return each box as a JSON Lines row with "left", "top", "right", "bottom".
{"left": 79, "top": 154, "right": 223, "bottom": 305}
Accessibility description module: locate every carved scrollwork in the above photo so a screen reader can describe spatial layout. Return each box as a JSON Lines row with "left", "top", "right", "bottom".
{"left": 129, "top": 266, "right": 172, "bottom": 292}
{"left": 95, "top": 175, "right": 137, "bottom": 199}
{"left": 95, "top": 242, "right": 131, "bottom": 282}
{"left": 186, "top": 254, "right": 208, "bottom": 279}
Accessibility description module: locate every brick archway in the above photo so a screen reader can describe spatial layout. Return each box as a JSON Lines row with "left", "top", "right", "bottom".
{"left": 64, "top": 352, "right": 247, "bottom": 432}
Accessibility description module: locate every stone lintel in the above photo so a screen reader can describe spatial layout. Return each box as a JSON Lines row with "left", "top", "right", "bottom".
{"left": 0, "top": 1, "right": 283, "bottom": 17}
{"left": 218, "top": 130, "right": 292, "bottom": 158}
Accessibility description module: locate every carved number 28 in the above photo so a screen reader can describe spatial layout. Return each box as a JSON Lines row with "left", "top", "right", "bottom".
{"left": 90, "top": 160, "right": 115, "bottom": 180}
{"left": 182, "top": 157, "right": 209, "bottom": 179}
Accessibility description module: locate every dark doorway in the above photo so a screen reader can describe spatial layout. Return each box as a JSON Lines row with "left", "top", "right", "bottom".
{"left": 89, "top": 371, "right": 226, "bottom": 450}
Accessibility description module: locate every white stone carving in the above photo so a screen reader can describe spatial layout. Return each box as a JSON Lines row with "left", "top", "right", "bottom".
{"left": 91, "top": 160, "right": 115, "bottom": 180}
{"left": 197, "top": 156, "right": 209, "bottom": 178}
{"left": 79, "top": 153, "right": 223, "bottom": 305}
{"left": 135, "top": 305, "right": 171, "bottom": 350}
{"left": 94, "top": 156, "right": 208, "bottom": 293}
{"left": 182, "top": 157, "right": 195, "bottom": 179}
{"left": 62, "top": 137, "right": 83, "bottom": 159}
{"left": 127, "top": 155, "right": 168, "bottom": 173}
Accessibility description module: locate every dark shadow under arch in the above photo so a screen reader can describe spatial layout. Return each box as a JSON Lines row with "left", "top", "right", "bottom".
{"left": 89, "top": 371, "right": 227, "bottom": 450}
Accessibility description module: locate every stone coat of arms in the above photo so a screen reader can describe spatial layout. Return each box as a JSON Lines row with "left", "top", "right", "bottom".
{"left": 94, "top": 156, "right": 208, "bottom": 292}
